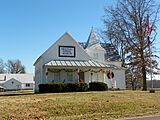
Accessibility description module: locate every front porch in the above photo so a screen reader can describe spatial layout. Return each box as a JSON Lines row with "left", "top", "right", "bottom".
{"left": 43, "top": 59, "right": 117, "bottom": 88}
{"left": 46, "top": 67, "right": 108, "bottom": 84}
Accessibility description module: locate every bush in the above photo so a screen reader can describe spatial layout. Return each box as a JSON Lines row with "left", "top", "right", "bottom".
{"left": 39, "top": 82, "right": 66, "bottom": 93}
{"left": 65, "top": 82, "right": 88, "bottom": 92}
{"left": 89, "top": 82, "right": 108, "bottom": 91}
{"left": 80, "top": 82, "right": 88, "bottom": 92}
{"left": 39, "top": 82, "right": 88, "bottom": 93}
{"left": 65, "top": 83, "right": 80, "bottom": 92}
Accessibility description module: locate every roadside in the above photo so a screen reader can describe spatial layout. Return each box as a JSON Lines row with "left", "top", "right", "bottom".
{"left": 119, "top": 115, "right": 160, "bottom": 120}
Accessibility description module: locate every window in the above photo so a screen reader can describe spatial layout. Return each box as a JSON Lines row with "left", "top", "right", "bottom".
{"left": 96, "top": 73, "right": 99, "bottom": 81}
{"left": 93, "top": 53, "right": 98, "bottom": 59}
{"left": 26, "top": 84, "right": 30, "bottom": 87}
{"left": 67, "top": 72, "right": 73, "bottom": 81}
{"left": 54, "top": 72, "right": 60, "bottom": 82}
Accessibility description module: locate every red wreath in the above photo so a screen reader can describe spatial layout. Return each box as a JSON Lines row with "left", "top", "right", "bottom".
{"left": 107, "top": 71, "right": 114, "bottom": 79}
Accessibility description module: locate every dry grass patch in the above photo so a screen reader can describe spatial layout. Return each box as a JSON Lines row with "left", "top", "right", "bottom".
{"left": 0, "top": 91, "right": 160, "bottom": 120}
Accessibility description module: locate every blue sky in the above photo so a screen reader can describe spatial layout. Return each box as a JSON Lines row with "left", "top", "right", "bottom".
{"left": 0, "top": 0, "right": 159, "bottom": 73}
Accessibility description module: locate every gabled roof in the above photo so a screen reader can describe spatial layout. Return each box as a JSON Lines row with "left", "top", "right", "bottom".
{"left": 34, "top": 32, "right": 91, "bottom": 66}
{"left": 34, "top": 32, "right": 72, "bottom": 66}
{"left": 85, "top": 28, "right": 100, "bottom": 48}
{"left": 6, "top": 78, "right": 22, "bottom": 84}
{"left": 79, "top": 42, "right": 121, "bottom": 61}
{"left": 0, "top": 74, "right": 34, "bottom": 84}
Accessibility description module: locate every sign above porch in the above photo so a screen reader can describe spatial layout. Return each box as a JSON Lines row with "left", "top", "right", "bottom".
{"left": 59, "top": 46, "right": 75, "bottom": 57}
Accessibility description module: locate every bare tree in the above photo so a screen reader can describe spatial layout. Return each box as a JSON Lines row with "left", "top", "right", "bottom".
{"left": 126, "top": 65, "right": 143, "bottom": 90}
{"left": 0, "top": 59, "right": 5, "bottom": 73}
{"left": 5, "top": 59, "right": 26, "bottom": 74}
{"left": 103, "top": 0, "right": 160, "bottom": 90}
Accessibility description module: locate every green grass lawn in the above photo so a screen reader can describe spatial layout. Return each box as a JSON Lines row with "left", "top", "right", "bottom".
{"left": 0, "top": 90, "right": 160, "bottom": 120}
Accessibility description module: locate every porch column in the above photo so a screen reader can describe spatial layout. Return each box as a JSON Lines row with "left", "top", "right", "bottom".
{"left": 45, "top": 67, "right": 48, "bottom": 83}
{"left": 77, "top": 68, "right": 80, "bottom": 82}
{"left": 91, "top": 72, "right": 93, "bottom": 82}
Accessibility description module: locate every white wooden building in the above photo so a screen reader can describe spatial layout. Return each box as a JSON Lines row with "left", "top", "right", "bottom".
{"left": 0, "top": 74, "right": 34, "bottom": 90}
{"left": 34, "top": 30, "right": 126, "bottom": 93}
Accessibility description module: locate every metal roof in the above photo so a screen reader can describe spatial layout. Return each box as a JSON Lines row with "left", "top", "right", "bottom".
{"left": 0, "top": 74, "right": 34, "bottom": 84}
{"left": 79, "top": 42, "right": 121, "bottom": 61}
{"left": 100, "top": 43, "right": 121, "bottom": 61}
{"left": 45, "top": 60, "right": 116, "bottom": 68}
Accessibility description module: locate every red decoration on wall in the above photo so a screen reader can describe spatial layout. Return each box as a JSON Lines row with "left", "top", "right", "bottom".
{"left": 107, "top": 70, "right": 114, "bottom": 79}
{"left": 45, "top": 68, "right": 48, "bottom": 76}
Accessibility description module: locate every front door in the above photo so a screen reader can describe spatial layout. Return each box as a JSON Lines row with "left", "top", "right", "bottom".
{"left": 79, "top": 72, "right": 85, "bottom": 82}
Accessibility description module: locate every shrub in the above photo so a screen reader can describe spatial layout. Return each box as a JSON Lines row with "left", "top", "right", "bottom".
{"left": 39, "top": 82, "right": 66, "bottom": 93}
{"left": 39, "top": 82, "right": 88, "bottom": 93}
{"left": 80, "top": 82, "right": 88, "bottom": 92}
{"left": 89, "top": 82, "right": 108, "bottom": 91}
{"left": 65, "top": 82, "right": 88, "bottom": 92}
{"left": 65, "top": 83, "right": 80, "bottom": 92}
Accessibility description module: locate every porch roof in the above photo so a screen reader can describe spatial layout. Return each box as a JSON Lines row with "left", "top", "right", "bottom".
{"left": 45, "top": 60, "right": 117, "bottom": 68}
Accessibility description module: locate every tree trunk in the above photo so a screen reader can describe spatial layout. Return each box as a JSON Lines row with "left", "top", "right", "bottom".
{"left": 140, "top": 48, "right": 147, "bottom": 91}
{"left": 142, "top": 65, "right": 147, "bottom": 91}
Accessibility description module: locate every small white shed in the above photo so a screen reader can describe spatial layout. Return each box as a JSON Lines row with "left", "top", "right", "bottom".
{"left": 0, "top": 74, "right": 34, "bottom": 90}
